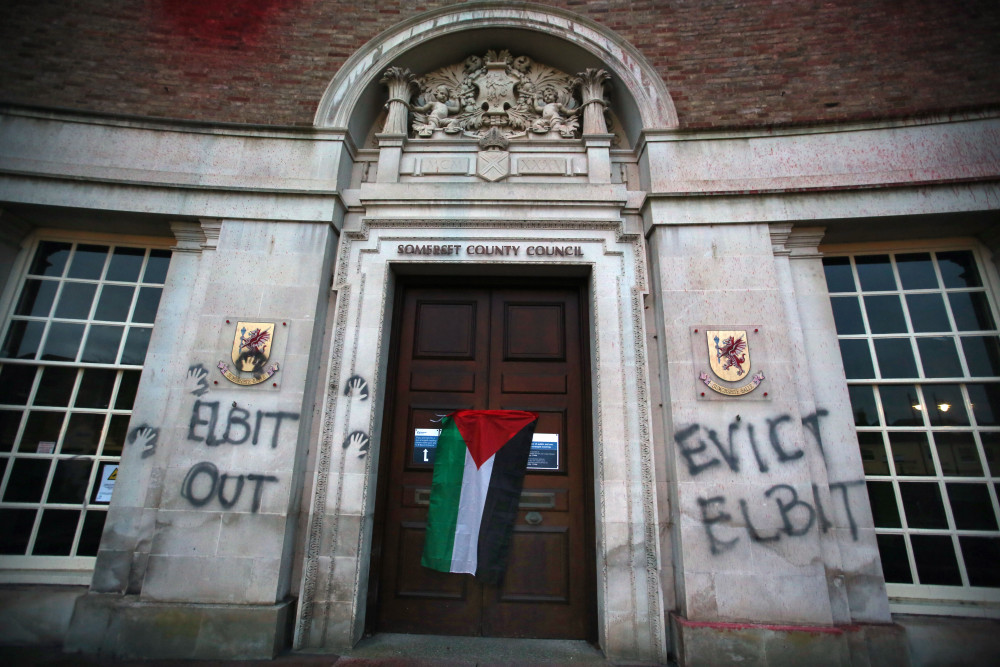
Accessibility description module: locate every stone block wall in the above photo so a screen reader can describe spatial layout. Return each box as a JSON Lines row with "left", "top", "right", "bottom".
{"left": 646, "top": 221, "right": 889, "bottom": 629}
{"left": 67, "top": 219, "right": 335, "bottom": 659}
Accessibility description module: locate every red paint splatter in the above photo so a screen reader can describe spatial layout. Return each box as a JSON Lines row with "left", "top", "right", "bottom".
{"left": 153, "top": 0, "right": 302, "bottom": 46}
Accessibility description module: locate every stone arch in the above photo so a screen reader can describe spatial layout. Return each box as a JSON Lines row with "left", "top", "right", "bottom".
{"left": 313, "top": 2, "right": 678, "bottom": 147}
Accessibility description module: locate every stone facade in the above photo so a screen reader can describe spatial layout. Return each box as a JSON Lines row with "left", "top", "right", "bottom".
{"left": 1, "top": 3, "right": 999, "bottom": 665}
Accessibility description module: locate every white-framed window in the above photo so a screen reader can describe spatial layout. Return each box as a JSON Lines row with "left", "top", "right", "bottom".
{"left": 0, "top": 237, "right": 170, "bottom": 581}
{"left": 823, "top": 243, "right": 1000, "bottom": 613}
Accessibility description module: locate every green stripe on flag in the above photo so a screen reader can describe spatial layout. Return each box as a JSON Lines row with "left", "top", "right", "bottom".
{"left": 421, "top": 416, "right": 467, "bottom": 572}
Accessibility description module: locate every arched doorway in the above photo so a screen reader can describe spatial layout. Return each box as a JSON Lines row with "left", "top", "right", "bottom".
{"left": 295, "top": 5, "right": 676, "bottom": 663}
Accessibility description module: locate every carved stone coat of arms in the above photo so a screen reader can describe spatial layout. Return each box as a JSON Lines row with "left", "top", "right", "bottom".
{"left": 397, "top": 49, "right": 591, "bottom": 141}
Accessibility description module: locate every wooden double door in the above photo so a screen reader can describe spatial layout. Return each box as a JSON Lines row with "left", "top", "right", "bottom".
{"left": 370, "top": 281, "right": 595, "bottom": 639}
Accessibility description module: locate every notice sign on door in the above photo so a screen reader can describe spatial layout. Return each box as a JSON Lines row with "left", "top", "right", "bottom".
{"left": 413, "top": 429, "right": 559, "bottom": 470}
{"left": 526, "top": 433, "right": 559, "bottom": 470}
{"left": 413, "top": 428, "right": 441, "bottom": 465}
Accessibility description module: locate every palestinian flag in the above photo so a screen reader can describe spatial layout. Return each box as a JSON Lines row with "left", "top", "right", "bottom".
{"left": 421, "top": 409, "right": 538, "bottom": 583}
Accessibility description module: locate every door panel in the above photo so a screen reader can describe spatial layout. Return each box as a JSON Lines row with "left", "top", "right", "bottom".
{"left": 374, "top": 283, "right": 593, "bottom": 639}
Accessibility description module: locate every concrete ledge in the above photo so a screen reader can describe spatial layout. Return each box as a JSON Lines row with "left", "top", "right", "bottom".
{"left": 670, "top": 613, "right": 909, "bottom": 667}
{"left": 896, "top": 614, "right": 1000, "bottom": 667}
{"left": 64, "top": 593, "right": 293, "bottom": 660}
{"left": 0, "top": 584, "right": 87, "bottom": 646}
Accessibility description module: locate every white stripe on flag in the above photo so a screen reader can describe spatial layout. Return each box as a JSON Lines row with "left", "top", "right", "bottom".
{"left": 450, "top": 448, "right": 495, "bottom": 574}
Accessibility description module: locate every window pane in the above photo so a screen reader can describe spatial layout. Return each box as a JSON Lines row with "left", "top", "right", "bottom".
{"left": 115, "top": 371, "right": 140, "bottom": 409}
{"left": 896, "top": 253, "right": 938, "bottom": 290}
{"left": 946, "top": 483, "right": 998, "bottom": 530}
{"left": 879, "top": 385, "right": 925, "bottom": 426}
{"left": 865, "top": 295, "right": 907, "bottom": 334}
{"left": 867, "top": 481, "right": 902, "bottom": 528}
{"left": 62, "top": 414, "right": 105, "bottom": 456}
{"left": 131, "top": 287, "right": 162, "bottom": 324}
{"left": 80, "top": 325, "right": 123, "bottom": 364}
{"left": 916, "top": 337, "right": 963, "bottom": 378}
{"left": 15, "top": 279, "right": 58, "bottom": 317}
{"left": 76, "top": 369, "right": 117, "bottom": 409}
{"left": 93, "top": 285, "right": 134, "bottom": 322}
{"left": 77, "top": 510, "right": 107, "bottom": 556}
{"left": 103, "top": 415, "right": 130, "bottom": 456}
{"left": 831, "top": 297, "right": 865, "bottom": 334}
{"left": 47, "top": 458, "right": 92, "bottom": 504}
{"left": 874, "top": 338, "right": 918, "bottom": 378}
{"left": 840, "top": 339, "right": 875, "bottom": 379}
{"left": 823, "top": 257, "right": 856, "bottom": 292}
{"left": 889, "top": 433, "right": 934, "bottom": 476}
{"left": 856, "top": 255, "right": 896, "bottom": 291}
{"left": 938, "top": 250, "right": 982, "bottom": 289}
{"left": 28, "top": 242, "right": 71, "bottom": 277}
{"left": 33, "top": 366, "right": 77, "bottom": 407}
{"left": 858, "top": 432, "right": 889, "bottom": 475}
{"left": 876, "top": 534, "right": 913, "bottom": 583}
{"left": 959, "top": 537, "right": 1000, "bottom": 587}
{"left": 0, "top": 364, "right": 37, "bottom": 405}
{"left": 2, "top": 458, "right": 51, "bottom": 502}
{"left": 121, "top": 328, "right": 152, "bottom": 365}
{"left": 41, "top": 322, "right": 84, "bottom": 361}
{"left": 53, "top": 282, "right": 96, "bottom": 320}
{"left": 967, "top": 384, "right": 1000, "bottom": 426}
{"left": 925, "top": 385, "right": 969, "bottom": 427}
{"left": 67, "top": 245, "right": 108, "bottom": 280}
{"left": 906, "top": 293, "right": 951, "bottom": 333}
{"left": 829, "top": 248, "right": 1000, "bottom": 594}
{"left": 0, "top": 508, "right": 37, "bottom": 554}
{"left": 143, "top": 250, "right": 171, "bottom": 284}
{"left": 19, "top": 411, "right": 64, "bottom": 453}
{"left": 0, "top": 410, "right": 22, "bottom": 452}
{"left": 982, "top": 433, "right": 1000, "bottom": 476}
{"left": 2, "top": 239, "right": 155, "bottom": 565}
{"left": 899, "top": 482, "right": 949, "bottom": 529}
{"left": 2, "top": 320, "right": 45, "bottom": 359}
{"left": 911, "top": 535, "right": 961, "bottom": 585}
{"left": 935, "top": 433, "right": 984, "bottom": 476}
{"left": 105, "top": 247, "right": 145, "bottom": 282}
{"left": 32, "top": 509, "right": 80, "bottom": 556}
{"left": 849, "top": 385, "right": 880, "bottom": 426}
{"left": 961, "top": 336, "right": 1000, "bottom": 377}
{"left": 949, "top": 292, "right": 996, "bottom": 331}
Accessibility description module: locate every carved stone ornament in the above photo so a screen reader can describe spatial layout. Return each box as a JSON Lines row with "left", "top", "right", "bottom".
{"left": 390, "top": 49, "right": 608, "bottom": 140}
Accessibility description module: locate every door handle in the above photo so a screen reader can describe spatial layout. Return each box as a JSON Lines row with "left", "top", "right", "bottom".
{"left": 525, "top": 511, "right": 543, "bottom": 525}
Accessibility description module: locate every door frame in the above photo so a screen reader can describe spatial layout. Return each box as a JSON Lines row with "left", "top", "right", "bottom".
{"left": 365, "top": 275, "right": 598, "bottom": 640}
{"left": 295, "top": 222, "right": 667, "bottom": 663}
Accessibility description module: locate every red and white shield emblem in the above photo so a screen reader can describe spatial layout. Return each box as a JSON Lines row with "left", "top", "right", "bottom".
{"left": 707, "top": 329, "right": 750, "bottom": 382}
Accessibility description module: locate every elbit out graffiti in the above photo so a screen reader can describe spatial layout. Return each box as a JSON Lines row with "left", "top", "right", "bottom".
{"left": 134, "top": 363, "right": 300, "bottom": 513}
{"left": 178, "top": 381, "right": 298, "bottom": 510}
{"left": 674, "top": 409, "right": 865, "bottom": 555}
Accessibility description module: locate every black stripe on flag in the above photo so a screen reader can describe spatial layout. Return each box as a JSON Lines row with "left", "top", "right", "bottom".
{"left": 475, "top": 418, "right": 538, "bottom": 583}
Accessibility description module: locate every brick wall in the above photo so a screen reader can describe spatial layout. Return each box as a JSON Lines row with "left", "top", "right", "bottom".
{"left": 1, "top": 0, "right": 998, "bottom": 129}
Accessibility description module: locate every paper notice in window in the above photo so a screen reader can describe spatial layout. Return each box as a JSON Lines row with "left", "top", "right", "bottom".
{"left": 37, "top": 441, "right": 55, "bottom": 454}
{"left": 95, "top": 463, "right": 117, "bottom": 503}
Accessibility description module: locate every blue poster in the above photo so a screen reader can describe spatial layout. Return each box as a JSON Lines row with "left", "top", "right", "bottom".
{"left": 526, "top": 433, "right": 559, "bottom": 470}
{"left": 413, "top": 428, "right": 441, "bottom": 465}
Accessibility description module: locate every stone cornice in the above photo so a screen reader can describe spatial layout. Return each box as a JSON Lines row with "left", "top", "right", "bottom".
{"left": 169, "top": 221, "right": 205, "bottom": 253}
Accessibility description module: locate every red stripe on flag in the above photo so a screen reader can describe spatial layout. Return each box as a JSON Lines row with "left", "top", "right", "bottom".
{"left": 451, "top": 410, "right": 538, "bottom": 469}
